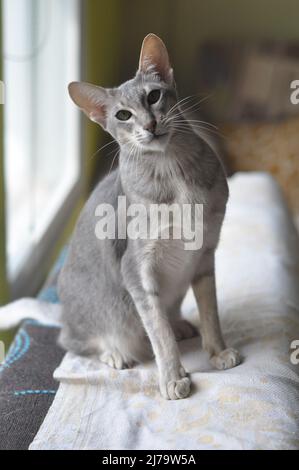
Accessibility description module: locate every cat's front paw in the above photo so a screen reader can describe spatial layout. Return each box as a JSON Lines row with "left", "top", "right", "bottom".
{"left": 159, "top": 367, "right": 191, "bottom": 400}
{"left": 210, "top": 347, "right": 241, "bottom": 370}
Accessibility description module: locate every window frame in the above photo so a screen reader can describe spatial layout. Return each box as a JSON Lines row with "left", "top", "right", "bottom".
{"left": 2, "top": 0, "right": 85, "bottom": 299}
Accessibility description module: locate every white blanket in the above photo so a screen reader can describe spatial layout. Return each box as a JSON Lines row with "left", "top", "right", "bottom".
{"left": 2, "top": 172, "right": 299, "bottom": 449}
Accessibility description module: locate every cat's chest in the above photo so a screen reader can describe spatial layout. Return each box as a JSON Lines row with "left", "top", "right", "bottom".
{"left": 135, "top": 177, "right": 206, "bottom": 208}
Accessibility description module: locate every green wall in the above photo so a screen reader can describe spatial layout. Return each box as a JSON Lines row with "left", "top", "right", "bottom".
{"left": 84, "top": 0, "right": 122, "bottom": 188}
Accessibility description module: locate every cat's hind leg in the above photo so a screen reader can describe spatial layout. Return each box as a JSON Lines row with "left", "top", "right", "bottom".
{"left": 98, "top": 317, "right": 152, "bottom": 370}
{"left": 168, "top": 298, "right": 199, "bottom": 341}
{"left": 58, "top": 327, "right": 101, "bottom": 356}
{"left": 60, "top": 329, "right": 140, "bottom": 369}
{"left": 171, "top": 319, "right": 198, "bottom": 341}
{"left": 192, "top": 258, "right": 241, "bottom": 370}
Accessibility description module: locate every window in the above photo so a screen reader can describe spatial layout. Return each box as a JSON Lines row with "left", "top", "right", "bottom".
{"left": 2, "top": 0, "right": 82, "bottom": 296}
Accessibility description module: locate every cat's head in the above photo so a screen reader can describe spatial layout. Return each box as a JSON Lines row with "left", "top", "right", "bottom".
{"left": 68, "top": 34, "right": 177, "bottom": 152}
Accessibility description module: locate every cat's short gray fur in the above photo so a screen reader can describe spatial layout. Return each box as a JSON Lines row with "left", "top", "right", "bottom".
{"left": 58, "top": 34, "right": 241, "bottom": 400}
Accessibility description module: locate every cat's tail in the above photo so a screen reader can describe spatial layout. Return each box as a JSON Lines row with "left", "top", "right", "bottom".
{"left": 0, "top": 298, "right": 62, "bottom": 330}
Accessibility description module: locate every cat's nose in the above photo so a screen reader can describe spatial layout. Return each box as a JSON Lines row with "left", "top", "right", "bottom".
{"left": 144, "top": 119, "right": 157, "bottom": 134}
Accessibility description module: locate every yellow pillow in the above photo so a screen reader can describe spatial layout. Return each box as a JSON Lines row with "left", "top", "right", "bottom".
{"left": 222, "top": 117, "right": 299, "bottom": 215}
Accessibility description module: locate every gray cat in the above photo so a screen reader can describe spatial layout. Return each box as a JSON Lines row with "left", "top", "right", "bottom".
{"left": 58, "top": 34, "right": 241, "bottom": 400}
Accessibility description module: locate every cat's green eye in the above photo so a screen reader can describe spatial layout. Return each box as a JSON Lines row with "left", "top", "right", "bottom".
{"left": 147, "top": 89, "right": 161, "bottom": 105}
{"left": 116, "top": 110, "right": 132, "bottom": 121}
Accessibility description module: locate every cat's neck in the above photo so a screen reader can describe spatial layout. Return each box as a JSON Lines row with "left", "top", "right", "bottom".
{"left": 118, "top": 130, "right": 205, "bottom": 204}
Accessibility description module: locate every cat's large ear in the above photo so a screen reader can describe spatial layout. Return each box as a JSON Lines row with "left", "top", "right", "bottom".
{"left": 138, "top": 33, "right": 173, "bottom": 84}
{"left": 68, "top": 82, "right": 108, "bottom": 128}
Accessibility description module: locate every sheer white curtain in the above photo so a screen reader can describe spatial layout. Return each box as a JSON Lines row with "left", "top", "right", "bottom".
{"left": 3, "top": 0, "right": 82, "bottom": 294}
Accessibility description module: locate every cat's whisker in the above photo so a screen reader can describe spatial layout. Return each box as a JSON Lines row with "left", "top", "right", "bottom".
{"left": 90, "top": 138, "right": 118, "bottom": 160}
{"left": 170, "top": 122, "right": 221, "bottom": 136}
{"left": 170, "top": 128, "right": 195, "bottom": 137}
{"left": 165, "top": 93, "right": 214, "bottom": 124}
{"left": 170, "top": 119, "right": 218, "bottom": 130}
{"left": 165, "top": 95, "right": 203, "bottom": 119}
{"left": 171, "top": 122, "right": 224, "bottom": 160}
{"left": 127, "top": 143, "right": 138, "bottom": 179}
{"left": 92, "top": 136, "right": 141, "bottom": 175}
{"left": 180, "top": 124, "right": 226, "bottom": 140}
{"left": 106, "top": 139, "right": 136, "bottom": 175}
{"left": 165, "top": 103, "right": 192, "bottom": 122}
{"left": 135, "top": 145, "right": 141, "bottom": 180}
{"left": 134, "top": 146, "right": 140, "bottom": 181}
{"left": 107, "top": 148, "right": 120, "bottom": 176}
{"left": 169, "top": 124, "right": 219, "bottom": 141}
{"left": 171, "top": 123, "right": 216, "bottom": 134}
{"left": 169, "top": 119, "right": 225, "bottom": 139}
{"left": 128, "top": 142, "right": 137, "bottom": 178}
{"left": 179, "top": 92, "right": 214, "bottom": 114}
{"left": 106, "top": 147, "right": 119, "bottom": 160}
{"left": 167, "top": 123, "right": 194, "bottom": 133}
{"left": 165, "top": 95, "right": 198, "bottom": 118}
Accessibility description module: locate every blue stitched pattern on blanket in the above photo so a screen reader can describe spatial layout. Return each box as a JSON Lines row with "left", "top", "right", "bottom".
{"left": 0, "top": 246, "right": 67, "bottom": 374}
{"left": 14, "top": 389, "right": 56, "bottom": 396}
{"left": 0, "top": 328, "right": 30, "bottom": 372}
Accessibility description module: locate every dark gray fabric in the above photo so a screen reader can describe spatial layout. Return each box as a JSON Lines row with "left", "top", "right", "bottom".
{"left": 0, "top": 321, "right": 64, "bottom": 449}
